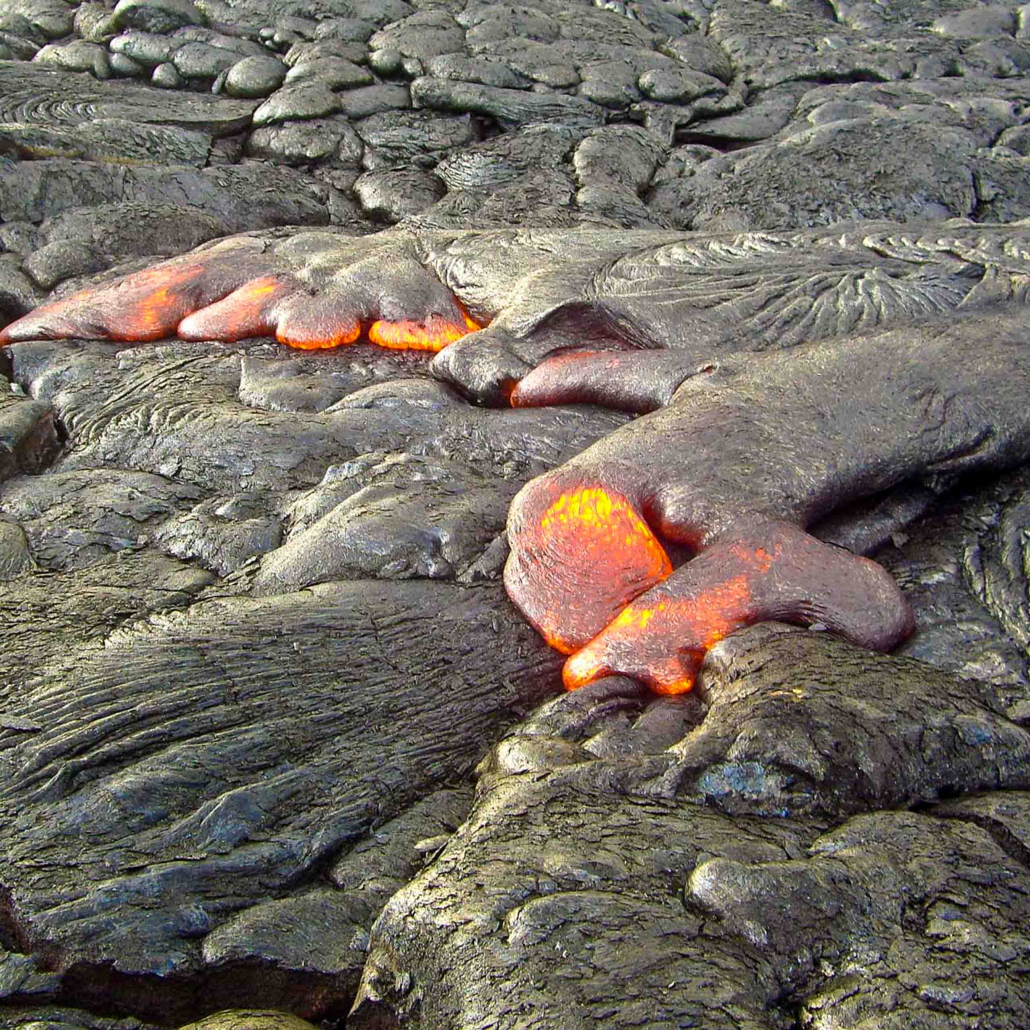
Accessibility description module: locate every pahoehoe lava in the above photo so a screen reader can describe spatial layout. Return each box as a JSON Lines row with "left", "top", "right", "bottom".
{"left": 5, "top": 1, "right": 1030, "bottom": 1022}
{"left": 6, "top": 227, "right": 1030, "bottom": 693}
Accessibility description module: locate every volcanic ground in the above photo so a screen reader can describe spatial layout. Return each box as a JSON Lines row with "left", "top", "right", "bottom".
{"left": 2, "top": 1, "right": 1030, "bottom": 1028}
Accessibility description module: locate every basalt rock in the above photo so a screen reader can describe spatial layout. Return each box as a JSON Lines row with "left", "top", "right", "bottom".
{"left": 3, "top": 1, "right": 1030, "bottom": 1026}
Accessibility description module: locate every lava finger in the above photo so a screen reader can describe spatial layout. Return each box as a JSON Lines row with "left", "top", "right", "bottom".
{"left": 504, "top": 473, "right": 673, "bottom": 654}
{"left": 563, "top": 521, "right": 915, "bottom": 694}
{"left": 177, "top": 275, "right": 296, "bottom": 341}
{"left": 0, "top": 243, "right": 278, "bottom": 344}
{"left": 511, "top": 350, "right": 699, "bottom": 413}
{"left": 369, "top": 309, "right": 482, "bottom": 352}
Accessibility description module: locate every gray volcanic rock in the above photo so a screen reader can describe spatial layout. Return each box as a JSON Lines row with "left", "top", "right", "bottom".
{"left": 5, "top": 0, "right": 74, "bottom": 40}
{"left": 3, "top": 0, "right": 1030, "bottom": 1026}
{"left": 0, "top": 467, "right": 203, "bottom": 570}
{"left": 411, "top": 76, "right": 604, "bottom": 129}
{"left": 353, "top": 168, "right": 445, "bottom": 222}
{"left": 111, "top": 0, "right": 206, "bottom": 35}
{"left": 0, "top": 578, "right": 561, "bottom": 1022}
{"left": 356, "top": 109, "right": 474, "bottom": 169}
{"left": 0, "top": 162, "right": 337, "bottom": 261}
{"left": 0, "top": 117, "right": 213, "bottom": 166}
{"left": 244, "top": 116, "right": 361, "bottom": 167}
{"left": 252, "top": 82, "right": 341, "bottom": 125}
{"left": 108, "top": 30, "right": 178, "bottom": 67}
{"left": 224, "top": 54, "right": 287, "bottom": 98}
{"left": 283, "top": 55, "right": 372, "bottom": 89}
{"left": 172, "top": 40, "right": 238, "bottom": 79}
{"left": 354, "top": 629, "right": 1030, "bottom": 1028}
{"left": 0, "top": 382, "right": 59, "bottom": 483}
{"left": 0, "top": 253, "right": 43, "bottom": 318}
{"left": 33, "top": 40, "right": 112, "bottom": 78}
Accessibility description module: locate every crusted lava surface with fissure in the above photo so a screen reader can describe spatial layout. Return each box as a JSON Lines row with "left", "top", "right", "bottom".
{"left": 2, "top": 2, "right": 1030, "bottom": 1029}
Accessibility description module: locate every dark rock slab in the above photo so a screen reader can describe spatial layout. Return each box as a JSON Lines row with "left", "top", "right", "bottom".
{"left": 0, "top": 384, "right": 59, "bottom": 483}
{"left": 4, "top": 326, "right": 629, "bottom": 491}
{"left": 0, "top": 161, "right": 331, "bottom": 234}
{"left": 426, "top": 52, "right": 529, "bottom": 90}
{"left": 154, "top": 493, "right": 281, "bottom": 576}
{"left": 250, "top": 450, "right": 515, "bottom": 592}
{"left": 0, "top": 468, "right": 202, "bottom": 571}
{"left": 710, "top": 0, "right": 964, "bottom": 88}
{"left": 666, "top": 625, "right": 1030, "bottom": 814}
{"left": 5, "top": 0, "right": 74, "bottom": 40}
{"left": 428, "top": 220, "right": 1030, "bottom": 403}
{"left": 661, "top": 115, "right": 983, "bottom": 230}
{"left": 39, "top": 202, "right": 231, "bottom": 264}
{"left": 0, "top": 118, "right": 212, "bottom": 167}
{"left": 354, "top": 761, "right": 815, "bottom": 1028}
{"left": 283, "top": 55, "right": 372, "bottom": 89}
{"left": 281, "top": 38, "right": 367, "bottom": 70}
{"left": 336, "top": 83, "right": 411, "bottom": 119}
{"left": 573, "top": 124, "right": 667, "bottom": 227}
{"left": 172, "top": 41, "right": 239, "bottom": 80}
{"left": 434, "top": 122, "right": 582, "bottom": 191}
{"left": 0, "top": 578, "right": 561, "bottom": 1022}
{"left": 0, "top": 63, "right": 256, "bottom": 137}
{"left": 0, "top": 221, "right": 42, "bottom": 257}
{"left": 0, "top": 547, "right": 215, "bottom": 681}
{"left": 883, "top": 464, "right": 1030, "bottom": 711}
{"left": 108, "top": 30, "right": 178, "bottom": 68}
{"left": 411, "top": 75, "right": 603, "bottom": 130}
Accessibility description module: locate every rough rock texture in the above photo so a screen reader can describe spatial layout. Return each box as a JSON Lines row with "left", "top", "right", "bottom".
{"left": 1, "top": 0, "right": 1030, "bottom": 1027}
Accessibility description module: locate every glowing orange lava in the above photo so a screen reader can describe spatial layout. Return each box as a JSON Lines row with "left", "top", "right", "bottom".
{"left": 368, "top": 311, "right": 481, "bottom": 351}
{"left": 562, "top": 555, "right": 770, "bottom": 694}
{"left": 529, "top": 485, "right": 673, "bottom": 654}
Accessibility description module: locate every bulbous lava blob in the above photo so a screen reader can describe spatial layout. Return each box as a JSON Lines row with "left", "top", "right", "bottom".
{"left": 505, "top": 463, "right": 915, "bottom": 695}
{"left": 504, "top": 476, "right": 673, "bottom": 655}
{"left": 562, "top": 521, "right": 914, "bottom": 694}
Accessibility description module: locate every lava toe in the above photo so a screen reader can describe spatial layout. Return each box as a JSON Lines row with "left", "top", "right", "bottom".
{"left": 563, "top": 521, "right": 915, "bottom": 694}
{"left": 0, "top": 241, "right": 281, "bottom": 344}
{"left": 511, "top": 350, "right": 701, "bottom": 413}
{"left": 431, "top": 326, "right": 533, "bottom": 405}
{"left": 177, "top": 275, "right": 297, "bottom": 342}
{"left": 272, "top": 292, "right": 362, "bottom": 350}
{"left": 369, "top": 309, "right": 481, "bottom": 352}
{"left": 504, "top": 472, "right": 673, "bottom": 654}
